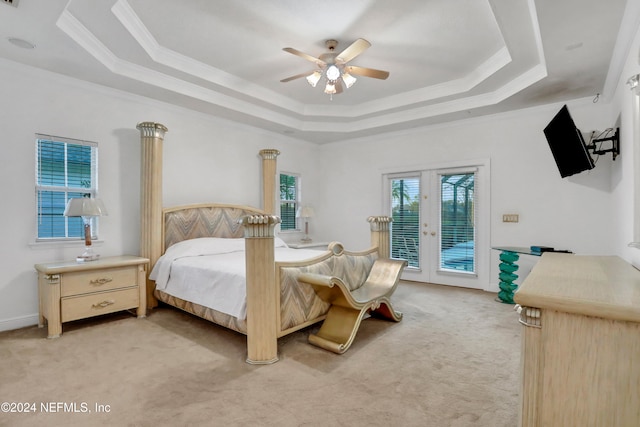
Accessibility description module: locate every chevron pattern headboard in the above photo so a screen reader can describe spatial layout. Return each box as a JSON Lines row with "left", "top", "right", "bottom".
{"left": 162, "top": 203, "right": 267, "bottom": 252}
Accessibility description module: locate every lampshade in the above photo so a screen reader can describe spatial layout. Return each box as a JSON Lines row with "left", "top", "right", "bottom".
{"left": 324, "top": 82, "right": 336, "bottom": 95}
{"left": 341, "top": 72, "right": 357, "bottom": 88}
{"left": 63, "top": 198, "right": 108, "bottom": 217}
{"left": 64, "top": 198, "right": 107, "bottom": 262}
{"left": 306, "top": 70, "right": 322, "bottom": 87}
{"left": 297, "top": 206, "right": 315, "bottom": 218}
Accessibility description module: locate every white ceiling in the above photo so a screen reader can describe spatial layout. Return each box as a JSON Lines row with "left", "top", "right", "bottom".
{"left": 0, "top": 0, "right": 636, "bottom": 143}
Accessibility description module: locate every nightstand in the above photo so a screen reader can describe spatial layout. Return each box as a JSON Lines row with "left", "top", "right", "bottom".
{"left": 287, "top": 241, "right": 329, "bottom": 250}
{"left": 35, "top": 255, "right": 149, "bottom": 338}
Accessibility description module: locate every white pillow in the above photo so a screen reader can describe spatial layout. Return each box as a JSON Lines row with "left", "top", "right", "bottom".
{"left": 274, "top": 237, "right": 289, "bottom": 248}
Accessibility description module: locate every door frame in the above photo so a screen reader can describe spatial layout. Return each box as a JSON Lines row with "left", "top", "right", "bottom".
{"left": 381, "top": 158, "right": 491, "bottom": 290}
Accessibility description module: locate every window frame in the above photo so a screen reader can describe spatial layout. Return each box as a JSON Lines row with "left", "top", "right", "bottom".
{"left": 383, "top": 159, "right": 490, "bottom": 289}
{"left": 35, "top": 134, "right": 100, "bottom": 243}
{"left": 279, "top": 171, "right": 301, "bottom": 232}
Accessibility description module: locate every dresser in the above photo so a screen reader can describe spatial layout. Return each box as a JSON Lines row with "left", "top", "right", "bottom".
{"left": 514, "top": 253, "right": 640, "bottom": 426}
{"left": 35, "top": 255, "right": 149, "bottom": 338}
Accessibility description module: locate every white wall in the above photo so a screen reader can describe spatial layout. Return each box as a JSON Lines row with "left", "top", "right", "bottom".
{"left": 314, "top": 102, "right": 617, "bottom": 291}
{"left": 0, "top": 58, "right": 318, "bottom": 332}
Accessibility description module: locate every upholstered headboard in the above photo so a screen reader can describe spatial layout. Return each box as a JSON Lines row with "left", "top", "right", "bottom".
{"left": 162, "top": 203, "right": 268, "bottom": 252}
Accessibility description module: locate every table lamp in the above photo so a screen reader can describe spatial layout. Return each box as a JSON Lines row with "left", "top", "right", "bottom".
{"left": 297, "top": 206, "right": 315, "bottom": 243}
{"left": 63, "top": 197, "right": 108, "bottom": 262}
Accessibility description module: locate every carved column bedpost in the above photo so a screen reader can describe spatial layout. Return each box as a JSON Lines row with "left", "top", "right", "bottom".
{"left": 259, "top": 149, "right": 280, "bottom": 215}
{"left": 368, "top": 216, "right": 393, "bottom": 259}
{"left": 239, "top": 214, "right": 282, "bottom": 365}
{"left": 137, "top": 122, "right": 168, "bottom": 309}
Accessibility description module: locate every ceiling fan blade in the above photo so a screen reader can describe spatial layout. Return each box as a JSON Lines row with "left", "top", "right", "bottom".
{"left": 283, "top": 47, "right": 326, "bottom": 67}
{"left": 334, "top": 79, "right": 344, "bottom": 94}
{"left": 336, "top": 38, "right": 371, "bottom": 64}
{"left": 280, "top": 72, "right": 312, "bottom": 83}
{"left": 345, "top": 65, "right": 390, "bottom": 80}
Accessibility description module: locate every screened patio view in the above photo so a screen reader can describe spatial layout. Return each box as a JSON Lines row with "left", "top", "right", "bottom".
{"left": 390, "top": 173, "right": 476, "bottom": 273}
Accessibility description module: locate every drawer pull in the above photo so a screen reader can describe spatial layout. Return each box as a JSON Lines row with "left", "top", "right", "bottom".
{"left": 515, "top": 304, "right": 542, "bottom": 328}
{"left": 90, "top": 277, "right": 113, "bottom": 285}
{"left": 92, "top": 300, "right": 115, "bottom": 308}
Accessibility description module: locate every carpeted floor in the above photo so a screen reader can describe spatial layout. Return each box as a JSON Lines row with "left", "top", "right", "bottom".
{"left": 0, "top": 281, "right": 521, "bottom": 427}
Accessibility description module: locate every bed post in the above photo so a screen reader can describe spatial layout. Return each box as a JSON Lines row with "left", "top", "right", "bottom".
{"left": 137, "top": 121, "right": 168, "bottom": 309}
{"left": 259, "top": 149, "right": 280, "bottom": 214}
{"left": 240, "top": 214, "right": 282, "bottom": 364}
{"left": 368, "top": 216, "right": 393, "bottom": 259}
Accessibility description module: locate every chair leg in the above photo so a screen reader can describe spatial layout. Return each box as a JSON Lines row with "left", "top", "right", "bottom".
{"left": 309, "top": 300, "right": 403, "bottom": 354}
{"left": 370, "top": 299, "right": 403, "bottom": 322}
{"left": 308, "top": 305, "right": 367, "bottom": 354}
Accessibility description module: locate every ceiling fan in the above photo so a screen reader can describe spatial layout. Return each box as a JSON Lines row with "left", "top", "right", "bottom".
{"left": 280, "top": 38, "right": 389, "bottom": 97}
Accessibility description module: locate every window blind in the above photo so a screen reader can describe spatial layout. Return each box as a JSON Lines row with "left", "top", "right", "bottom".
{"left": 390, "top": 176, "right": 420, "bottom": 267}
{"left": 279, "top": 173, "right": 299, "bottom": 230}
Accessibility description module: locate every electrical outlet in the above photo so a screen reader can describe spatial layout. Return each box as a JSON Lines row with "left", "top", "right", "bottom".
{"left": 503, "top": 214, "right": 519, "bottom": 223}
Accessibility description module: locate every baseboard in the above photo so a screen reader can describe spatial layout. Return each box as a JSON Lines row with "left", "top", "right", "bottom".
{"left": 484, "top": 282, "right": 500, "bottom": 293}
{"left": 0, "top": 314, "right": 39, "bottom": 333}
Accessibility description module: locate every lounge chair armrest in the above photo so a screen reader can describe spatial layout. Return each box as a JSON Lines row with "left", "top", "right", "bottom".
{"left": 297, "top": 272, "right": 336, "bottom": 288}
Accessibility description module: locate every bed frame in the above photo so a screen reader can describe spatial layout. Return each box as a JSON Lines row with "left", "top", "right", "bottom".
{"left": 136, "top": 122, "right": 392, "bottom": 363}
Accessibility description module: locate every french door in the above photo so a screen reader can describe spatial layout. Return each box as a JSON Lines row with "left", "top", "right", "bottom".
{"left": 386, "top": 162, "right": 489, "bottom": 289}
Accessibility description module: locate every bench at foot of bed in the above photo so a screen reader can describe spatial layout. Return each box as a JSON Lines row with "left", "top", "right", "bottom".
{"left": 297, "top": 258, "right": 407, "bottom": 354}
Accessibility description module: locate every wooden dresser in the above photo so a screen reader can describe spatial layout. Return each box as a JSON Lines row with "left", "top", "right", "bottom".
{"left": 514, "top": 253, "right": 640, "bottom": 426}
{"left": 35, "top": 255, "right": 149, "bottom": 338}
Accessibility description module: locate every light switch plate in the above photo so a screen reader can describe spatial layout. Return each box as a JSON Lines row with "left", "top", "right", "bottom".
{"left": 503, "top": 214, "right": 519, "bottom": 223}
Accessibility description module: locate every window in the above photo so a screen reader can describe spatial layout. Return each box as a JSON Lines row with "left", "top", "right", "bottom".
{"left": 279, "top": 172, "right": 300, "bottom": 231}
{"left": 390, "top": 176, "right": 421, "bottom": 268}
{"left": 439, "top": 172, "right": 476, "bottom": 273}
{"left": 35, "top": 134, "right": 98, "bottom": 240}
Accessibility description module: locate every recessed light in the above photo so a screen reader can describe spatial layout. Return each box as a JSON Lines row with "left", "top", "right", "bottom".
{"left": 8, "top": 37, "right": 35, "bottom": 49}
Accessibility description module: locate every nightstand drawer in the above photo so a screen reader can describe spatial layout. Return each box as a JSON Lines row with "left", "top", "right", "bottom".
{"left": 61, "top": 266, "right": 138, "bottom": 297}
{"left": 61, "top": 287, "right": 139, "bottom": 322}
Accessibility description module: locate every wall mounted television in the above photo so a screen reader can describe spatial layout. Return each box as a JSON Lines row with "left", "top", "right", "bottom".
{"left": 543, "top": 105, "right": 595, "bottom": 178}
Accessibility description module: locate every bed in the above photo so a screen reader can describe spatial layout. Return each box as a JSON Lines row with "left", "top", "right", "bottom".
{"left": 136, "top": 122, "right": 392, "bottom": 363}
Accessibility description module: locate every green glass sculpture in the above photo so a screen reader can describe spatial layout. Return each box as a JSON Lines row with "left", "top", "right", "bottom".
{"left": 497, "top": 251, "right": 519, "bottom": 303}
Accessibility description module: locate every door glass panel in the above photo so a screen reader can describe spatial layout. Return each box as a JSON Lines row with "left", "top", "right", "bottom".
{"left": 440, "top": 172, "right": 475, "bottom": 273}
{"left": 390, "top": 177, "right": 420, "bottom": 268}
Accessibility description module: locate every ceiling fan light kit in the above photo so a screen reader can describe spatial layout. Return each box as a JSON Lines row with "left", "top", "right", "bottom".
{"left": 306, "top": 70, "right": 322, "bottom": 87}
{"left": 324, "top": 82, "right": 337, "bottom": 95}
{"left": 325, "top": 64, "right": 341, "bottom": 81}
{"left": 281, "top": 38, "right": 389, "bottom": 99}
{"left": 341, "top": 72, "right": 357, "bottom": 89}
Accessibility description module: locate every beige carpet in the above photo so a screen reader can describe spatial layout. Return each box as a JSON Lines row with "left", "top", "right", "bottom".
{"left": 0, "top": 281, "right": 521, "bottom": 427}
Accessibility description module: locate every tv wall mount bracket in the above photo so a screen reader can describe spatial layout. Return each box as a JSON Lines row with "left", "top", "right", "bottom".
{"left": 586, "top": 128, "right": 620, "bottom": 160}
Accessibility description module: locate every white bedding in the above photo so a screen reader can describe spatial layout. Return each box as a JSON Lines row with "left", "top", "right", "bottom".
{"left": 149, "top": 237, "right": 324, "bottom": 319}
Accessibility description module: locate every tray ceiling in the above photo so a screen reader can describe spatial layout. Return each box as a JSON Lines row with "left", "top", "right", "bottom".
{"left": 0, "top": 0, "right": 634, "bottom": 143}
